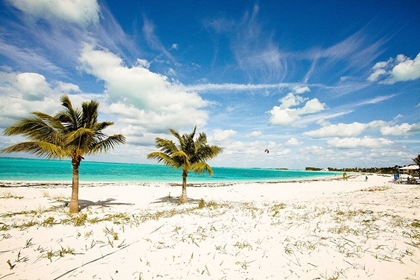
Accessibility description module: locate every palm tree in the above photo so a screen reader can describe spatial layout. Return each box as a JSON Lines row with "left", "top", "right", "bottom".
{"left": 1, "top": 95, "right": 126, "bottom": 213}
{"left": 413, "top": 154, "right": 420, "bottom": 179}
{"left": 147, "top": 127, "right": 223, "bottom": 203}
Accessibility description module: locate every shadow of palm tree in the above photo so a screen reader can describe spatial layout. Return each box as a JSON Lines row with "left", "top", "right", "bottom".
{"left": 152, "top": 195, "right": 202, "bottom": 205}
{"left": 62, "top": 198, "right": 134, "bottom": 211}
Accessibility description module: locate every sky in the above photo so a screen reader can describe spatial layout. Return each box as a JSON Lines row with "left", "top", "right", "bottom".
{"left": 0, "top": 0, "right": 419, "bottom": 169}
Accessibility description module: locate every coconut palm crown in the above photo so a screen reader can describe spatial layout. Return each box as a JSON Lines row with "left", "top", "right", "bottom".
{"left": 147, "top": 127, "right": 223, "bottom": 203}
{"left": 1, "top": 95, "right": 126, "bottom": 213}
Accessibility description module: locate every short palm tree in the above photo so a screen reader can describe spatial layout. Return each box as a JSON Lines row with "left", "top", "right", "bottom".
{"left": 147, "top": 127, "right": 223, "bottom": 203}
{"left": 1, "top": 95, "right": 126, "bottom": 213}
{"left": 413, "top": 154, "right": 420, "bottom": 178}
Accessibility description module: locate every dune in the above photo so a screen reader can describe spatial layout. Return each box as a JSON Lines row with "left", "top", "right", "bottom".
{"left": 0, "top": 174, "right": 419, "bottom": 279}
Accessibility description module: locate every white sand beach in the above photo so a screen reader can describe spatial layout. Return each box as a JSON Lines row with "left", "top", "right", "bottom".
{"left": 0, "top": 174, "right": 419, "bottom": 279}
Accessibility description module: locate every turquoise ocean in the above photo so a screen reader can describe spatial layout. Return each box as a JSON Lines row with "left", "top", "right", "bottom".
{"left": 0, "top": 157, "right": 337, "bottom": 183}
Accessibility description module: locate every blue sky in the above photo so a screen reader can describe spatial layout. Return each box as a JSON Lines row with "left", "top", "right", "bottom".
{"left": 0, "top": 0, "right": 419, "bottom": 169}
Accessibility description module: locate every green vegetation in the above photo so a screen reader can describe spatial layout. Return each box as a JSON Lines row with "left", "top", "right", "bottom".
{"left": 0, "top": 95, "right": 125, "bottom": 213}
{"left": 328, "top": 166, "right": 401, "bottom": 174}
{"left": 0, "top": 192, "right": 24, "bottom": 199}
{"left": 147, "top": 127, "right": 223, "bottom": 203}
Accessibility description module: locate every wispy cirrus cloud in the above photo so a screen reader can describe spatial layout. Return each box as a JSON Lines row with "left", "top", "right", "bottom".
{"left": 207, "top": 4, "right": 287, "bottom": 83}
{"left": 207, "top": 5, "right": 386, "bottom": 86}
{"left": 1, "top": 0, "right": 140, "bottom": 79}
{"left": 142, "top": 17, "right": 177, "bottom": 64}
{"left": 0, "top": 38, "right": 65, "bottom": 75}
{"left": 299, "top": 30, "right": 386, "bottom": 83}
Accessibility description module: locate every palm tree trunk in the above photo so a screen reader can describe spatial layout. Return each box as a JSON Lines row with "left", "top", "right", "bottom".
{"left": 69, "top": 157, "right": 81, "bottom": 213}
{"left": 179, "top": 169, "right": 188, "bottom": 203}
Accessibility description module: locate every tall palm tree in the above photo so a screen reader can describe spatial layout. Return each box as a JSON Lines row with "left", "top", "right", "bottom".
{"left": 413, "top": 154, "right": 420, "bottom": 179}
{"left": 1, "top": 95, "right": 126, "bottom": 213}
{"left": 147, "top": 127, "right": 223, "bottom": 203}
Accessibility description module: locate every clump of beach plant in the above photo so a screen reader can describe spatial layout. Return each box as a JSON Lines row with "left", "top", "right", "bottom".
{"left": 0, "top": 192, "right": 23, "bottom": 199}
{"left": 41, "top": 246, "right": 75, "bottom": 262}
{"left": 72, "top": 213, "right": 88, "bottom": 226}
{"left": 41, "top": 216, "right": 56, "bottom": 227}
{"left": 361, "top": 186, "right": 390, "bottom": 192}
{"left": 196, "top": 199, "right": 226, "bottom": 210}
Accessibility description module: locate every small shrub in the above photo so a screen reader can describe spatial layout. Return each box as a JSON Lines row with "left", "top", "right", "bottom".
{"left": 412, "top": 220, "right": 420, "bottom": 228}
{"left": 73, "top": 213, "right": 88, "bottom": 226}
{"left": 42, "top": 216, "right": 55, "bottom": 227}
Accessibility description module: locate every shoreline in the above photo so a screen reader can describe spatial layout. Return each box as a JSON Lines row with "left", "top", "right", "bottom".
{"left": 0, "top": 174, "right": 419, "bottom": 279}
{"left": 0, "top": 172, "right": 360, "bottom": 188}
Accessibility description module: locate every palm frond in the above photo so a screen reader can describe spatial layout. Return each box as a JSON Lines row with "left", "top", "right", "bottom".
{"left": 169, "top": 128, "right": 181, "bottom": 139}
{"left": 191, "top": 145, "right": 223, "bottom": 164}
{"left": 94, "top": 121, "right": 114, "bottom": 132}
{"left": 190, "top": 162, "right": 214, "bottom": 175}
{"left": 3, "top": 116, "right": 64, "bottom": 145}
{"left": 171, "top": 150, "right": 190, "bottom": 167}
{"left": 155, "top": 138, "right": 178, "bottom": 155}
{"left": 89, "top": 134, "right": 126, "bottom": 154}
{"left": 31, "top": 112, "right": 65, "bottom": 130}
{"left": 59, "top": 95, "right": 82, "bottom": 131}
{"left": 64, "top": 128, "right": 95, "bottom": 146}
{"left": 82, "top": 99, "right": 99, "bottom": 128}
{"left": 147, "top": 152, "right": 180, "bottom": 168}
{"left": 413, "top": 154, "right": 420, "bottom": 165}
{"left": 0, "top": 142, "right": 66, "bottom": 159}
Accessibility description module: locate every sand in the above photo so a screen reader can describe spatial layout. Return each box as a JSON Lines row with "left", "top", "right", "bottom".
{"left": 0, "top": 174, "right": 419, "bottom": 279}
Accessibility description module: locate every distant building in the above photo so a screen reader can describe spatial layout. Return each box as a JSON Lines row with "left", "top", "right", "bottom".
{"left": 399, "top": 165, "right": 419, "bottom": 174}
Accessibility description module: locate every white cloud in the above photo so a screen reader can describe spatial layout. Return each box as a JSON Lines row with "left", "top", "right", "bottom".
{"left": 303, "top": 121, "right": 388, "bottom": 138}
{"left": 247, "top": 130, "right": 262, "bottom": 137}
{"left": 55, "top": 82, "right": 81, "bottom": 94}
{"left": 211, "top": 129, "right": 237, "bottom": 142}
{"left": 299, "top": 145, "right": 325, "bottom": 155}
{"left": 269, "top": 107, "right": 298, "bottom": 126}
{"left": 276, "top": 149, "right": 291, "bottom": 156}
{"left": 278, "top": 93, "right": 305, "bottom": 109}
{"left": 0, "top": 72, "right": 50, "bottom": 101}
{"left": 284, "top": 137, "right": 302, "bottom": 146}
{"left": 327, "top": 136, "right": 393, "bottom": 149}
{"left": 368, "top": 53, "right": 420, "bottom": 84}
{"left": 79, "top": 43, "right": 209, "bottom": 131}
{"left": 0, "top": 71, "right": 72, "bottom": 127}
{"left": 380, "top": 123, "right": 412, "bottom": 136}
{"left": 408, "top": 123, "right": 420, "bottom": 134}
{"left": 304, "top": 122, "right": 368, "bottom": 138}
{"left": 367, "top": 68, "right": 386, "bottom": 82}
{"left": 269, "top": 89, "right": 326, "bottom": 126}
{"left": 8, "top": 0, "right": 100, "bottom": 27}
{"left": 300, "top": 98, "right": 325, "bottom": 114}
{"left": 16, "top": 72, "right": 50, "bottom": 100}
{"left": 293, "top": 86, "right": 310, "bottom": 94}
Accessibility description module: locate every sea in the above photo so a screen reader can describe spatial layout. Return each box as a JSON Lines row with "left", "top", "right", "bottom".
{"left": 0, "top": 157, "right": 338, "bottom": 183}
